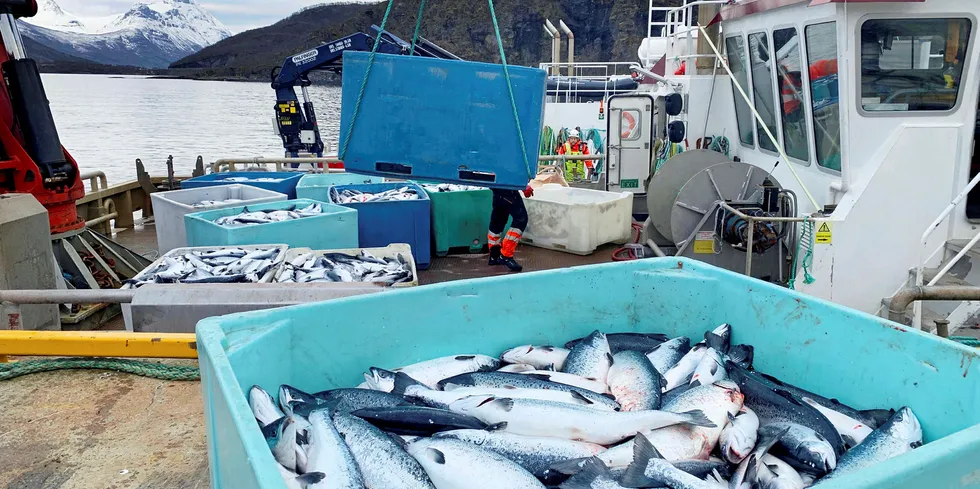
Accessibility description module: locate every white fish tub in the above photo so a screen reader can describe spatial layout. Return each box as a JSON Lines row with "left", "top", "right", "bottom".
{"left": 126, "top": 244, "right": 290, "bottom": 288}
{"left": 150, "top": 185, "right": 288, "bottom": 254}
{"left": 522, "top": 184, "right": 633, "bottom": 255}
{"left": 273, "top": 243, "right": 418, "bottom": 288}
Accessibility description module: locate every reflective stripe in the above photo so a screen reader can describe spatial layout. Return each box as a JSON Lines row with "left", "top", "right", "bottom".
{"left": 504, "top": 229, "right": 523, "bottom": 243}
{"left": 488, "top": 232, "right": 502, "bottom": 246}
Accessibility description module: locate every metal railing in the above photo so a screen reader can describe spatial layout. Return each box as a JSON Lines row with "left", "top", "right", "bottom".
{"left": 537, "top": 61, "right": 642, "bottom": 102}
{"left": 80, "top": 170, "right": 107, "bottom": 193}
{"left": 912, "top": 170, "right": 980, "bottom": 329}
{"left": 649, "top": 0, "right": 729, "bottom": 55}
{"left": 211, "top": 156, "right": 345, "bottom": 173}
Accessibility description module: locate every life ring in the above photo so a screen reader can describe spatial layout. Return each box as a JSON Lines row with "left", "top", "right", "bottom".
{"left": 621, "top": 110, "right": 637, "bottom": 139}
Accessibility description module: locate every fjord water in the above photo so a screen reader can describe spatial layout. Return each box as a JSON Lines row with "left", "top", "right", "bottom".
{"left": 42, "top": 74, "right": 342, "bottom": 187}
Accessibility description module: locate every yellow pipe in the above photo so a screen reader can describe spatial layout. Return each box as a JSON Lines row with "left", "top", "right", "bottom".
{"left": 0, "top": 331, "right": 198, "bottom": 359}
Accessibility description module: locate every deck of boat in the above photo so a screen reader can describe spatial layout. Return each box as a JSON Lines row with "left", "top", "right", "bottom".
{"left": 0, "top": 216, "right": 623, "bottom": 489}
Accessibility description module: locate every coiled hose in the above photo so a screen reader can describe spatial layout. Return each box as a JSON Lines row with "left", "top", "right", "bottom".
{"left": 612, "top": 222, "right": 646, "bottom": 261}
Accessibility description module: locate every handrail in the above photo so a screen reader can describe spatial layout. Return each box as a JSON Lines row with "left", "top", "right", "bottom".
{"left": 913, "top": 169, "right": 980, "bottom": 328}
{"left": 80, "top": 171, "right": 108, "bottom": 192}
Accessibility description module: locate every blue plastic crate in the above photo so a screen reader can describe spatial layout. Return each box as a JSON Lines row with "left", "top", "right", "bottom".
{"left": 184, "top": 198, "right": 357, "bottom": 249}
{"left": 328, "top": 182, "right": 431, "bottom": 269}
{"left": 295, "top": 173, "right": 383, "bottom": 201}
{"left": 197, "top": 258, "right": 980, "bottom": 489}
{"left": 181, "top": 172, "right": 305, "bottom": 199}
{"left": 339, "top": 52, "right": 545, "bottom": 190}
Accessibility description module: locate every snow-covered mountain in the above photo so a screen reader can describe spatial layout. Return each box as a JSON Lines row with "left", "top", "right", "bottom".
{"left": 19, "top": 0, "right": 231, "bottom": 68}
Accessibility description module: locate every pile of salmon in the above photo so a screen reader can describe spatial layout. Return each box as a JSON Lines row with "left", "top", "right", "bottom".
{"left": 248, "top": 325, "right": 922, "bottom": 488}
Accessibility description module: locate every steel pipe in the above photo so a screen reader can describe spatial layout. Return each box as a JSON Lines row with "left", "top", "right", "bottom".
{"left": 545, "top": 20, "right": 560, "bottom": 76}
{"left": 538, "top": 154, "right": 604, "bottom": 162}
{"left": 0, "top": 289, "right": 135, "bottom": 304}
{"left": 887, "top": 286, "right": 980, "bottom": 323}
{"left": 559, "top": 20, "right": 574, "bottom": 72}
{"left": 212, "top": 157, "right": 344, "bottom": 173}
{"left": 80, "top": 171, "right": 108, "bottom": 192}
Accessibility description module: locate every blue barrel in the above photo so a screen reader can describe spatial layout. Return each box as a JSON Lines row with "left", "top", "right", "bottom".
{"left": 181, "top": 172, "right": 304, "bottom": 199}
{"left": 328, "top": 182, "right": 431, "bottom": 269}
{"left": 339, "top": 52, "right": 545, "bottom": 190}
{"left": 197, "top": 258, "right": 980, "bottom": 489}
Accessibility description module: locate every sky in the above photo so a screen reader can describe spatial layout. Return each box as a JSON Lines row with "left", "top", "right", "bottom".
{"left": 54, "top": 0, "right": 361, "bottom": 34}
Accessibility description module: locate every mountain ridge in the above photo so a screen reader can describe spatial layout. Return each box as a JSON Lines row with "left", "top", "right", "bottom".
{"left": 171, "top": 0, "right": 662, "bottom": 80}
{"left": 20, "top": 0, "right": 231, "bottom": 69}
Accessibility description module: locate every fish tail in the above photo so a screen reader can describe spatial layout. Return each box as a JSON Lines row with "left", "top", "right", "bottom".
{"left": 620, "top": 436, "right": 659, "bottom": 488}
{"left": 679, "top": 409, "right": 716, "bottom": 428}
{"left": 295, "top": 472, "right": 325, "bottom": 485}
{"left": 560, "top": 457, "right": 613, "bottom": 489}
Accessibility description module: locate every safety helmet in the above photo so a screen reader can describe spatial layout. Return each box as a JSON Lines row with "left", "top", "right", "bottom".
{"left": 568, "top": 129, "right": 581, "bottom": 138}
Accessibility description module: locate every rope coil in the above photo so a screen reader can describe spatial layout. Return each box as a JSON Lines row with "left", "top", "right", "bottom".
{"left": 0, "top": 358, "right": 200, "bottom": 381}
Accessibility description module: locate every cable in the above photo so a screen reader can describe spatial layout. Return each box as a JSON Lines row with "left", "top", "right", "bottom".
{"left": 612, "top": 222, "right": 645, "bottom": 261}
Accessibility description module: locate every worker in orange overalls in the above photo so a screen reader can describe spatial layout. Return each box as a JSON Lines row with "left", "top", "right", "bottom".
{"left": 558, "top": 129, "right": 592, "bottom": 181}
{"left": 488, "top": 185, "right": 534, "bottom": 272}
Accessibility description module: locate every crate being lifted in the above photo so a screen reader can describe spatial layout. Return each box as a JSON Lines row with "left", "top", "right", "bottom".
{"left": 339, "top": 52, "right": 546, "bottom": 190}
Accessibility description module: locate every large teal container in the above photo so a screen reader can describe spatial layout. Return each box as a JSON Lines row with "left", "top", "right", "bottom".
{"left": 184, "top": 199, "right": 357, "bottom": 249}
{"left": 423, "top": 186, "right": 493, "bottom": 255}
{"left": 339, "top": 52, "right": 545, "bottom": 190}
{"left": 196, "top": 258, "right": 980, "bottom": 489}
{"left": 295, "top": 173, "right": 382, "bottom": 201}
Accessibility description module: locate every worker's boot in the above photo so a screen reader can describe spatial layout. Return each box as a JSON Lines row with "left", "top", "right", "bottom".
{"left": 489, "top": 245, "right": 504, "bottom": 266}
{"left": 499, "top": 255, "right": 523, "bottom": 272}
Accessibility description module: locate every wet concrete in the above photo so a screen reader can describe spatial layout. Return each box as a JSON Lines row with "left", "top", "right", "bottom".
{"left": 0, "top": 359, "right": 207, "bottom": 489}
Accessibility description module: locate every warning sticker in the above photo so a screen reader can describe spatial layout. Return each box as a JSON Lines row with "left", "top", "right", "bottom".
{"left": 694, "top": 231, "right": 716, "bottom": 254}
{"left": 815, "top": 222, "right": 833, "bottom": 244}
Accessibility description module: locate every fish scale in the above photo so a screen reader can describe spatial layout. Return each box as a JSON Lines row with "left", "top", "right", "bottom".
{"left": 606, "top": 350, "right": 665, "bottom": 412}
{"left": 407, "top": 437, "right": 546, "bottom": 489}
{"left": 433, "top": 429, "right": 605, "bottom": 478}
{"left": 333, "top": 413, "right": 435, "bottom": 489}
{"left": 307, "top": 410, "right": 364, "bottom": 489}
{"left": 562, "top": 330, "right": 613, "bottom": 384}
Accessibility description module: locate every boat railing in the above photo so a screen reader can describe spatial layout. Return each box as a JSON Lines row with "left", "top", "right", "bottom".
{"left": 649, "top": 0, "right": 728, "bottom": 67}
{"left": 537, "top": 61, "right": 641, "bottom": 103}
{"left": 913, "top": 170, "right": 980, "bottom": 328}
{"left": 210, "top": 157, "right": 345, "bottom": 173}
{"left": 80, "top": 170, "right": 108, "bottom": 193}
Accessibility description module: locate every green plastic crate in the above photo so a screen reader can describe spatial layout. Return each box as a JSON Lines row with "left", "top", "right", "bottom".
{"left": 197, "top": 258, "right": 980, "bottom": 489}
{"left": 423, "top": 186, "right": 494, "bottom": 255}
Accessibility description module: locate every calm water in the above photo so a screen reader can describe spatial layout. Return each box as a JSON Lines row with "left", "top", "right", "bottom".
{"left": 41, "top": 74, "right": 343, "bottom": 188}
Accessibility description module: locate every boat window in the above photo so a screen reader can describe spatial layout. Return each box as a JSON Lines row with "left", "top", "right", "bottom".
{"left": 748, "top": 32, "right": 779, "bottom": 152}
{"left": 806, "top": 22, "right": 842, "bottom": 171}
{"left": 621, "top": 110, "right": 641, "bottom": 140}
{"left": 773, "top": 27, "right": 810, "bottom": 163}
{"left": 860, "top": 18, "right": 971, "bottom": 112}
{"left": 726, "top": 35, "right": 755, "bottom": 147}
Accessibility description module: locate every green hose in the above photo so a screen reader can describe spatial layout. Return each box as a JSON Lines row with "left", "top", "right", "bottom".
{"left": 950, "top": 336, "right": 980, "bottom": 348}
{"left": 0, "top": 358, "right": 200, "bottom": 381}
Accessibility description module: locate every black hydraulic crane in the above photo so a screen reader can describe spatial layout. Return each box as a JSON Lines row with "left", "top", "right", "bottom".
{"left": 271, "top": 26, "right": 461, "bottom": 157}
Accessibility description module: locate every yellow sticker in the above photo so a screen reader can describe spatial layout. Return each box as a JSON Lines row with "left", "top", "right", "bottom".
{"left": 693, "top": 231, "right": 716, "bottom": 254}
{"left": 815, "top": 222, "right": 833, "bottom": 244}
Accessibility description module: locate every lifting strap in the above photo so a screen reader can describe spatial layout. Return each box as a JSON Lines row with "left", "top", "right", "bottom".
{"left": 340, "top": 0, "right": 534, "bottom": 180}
